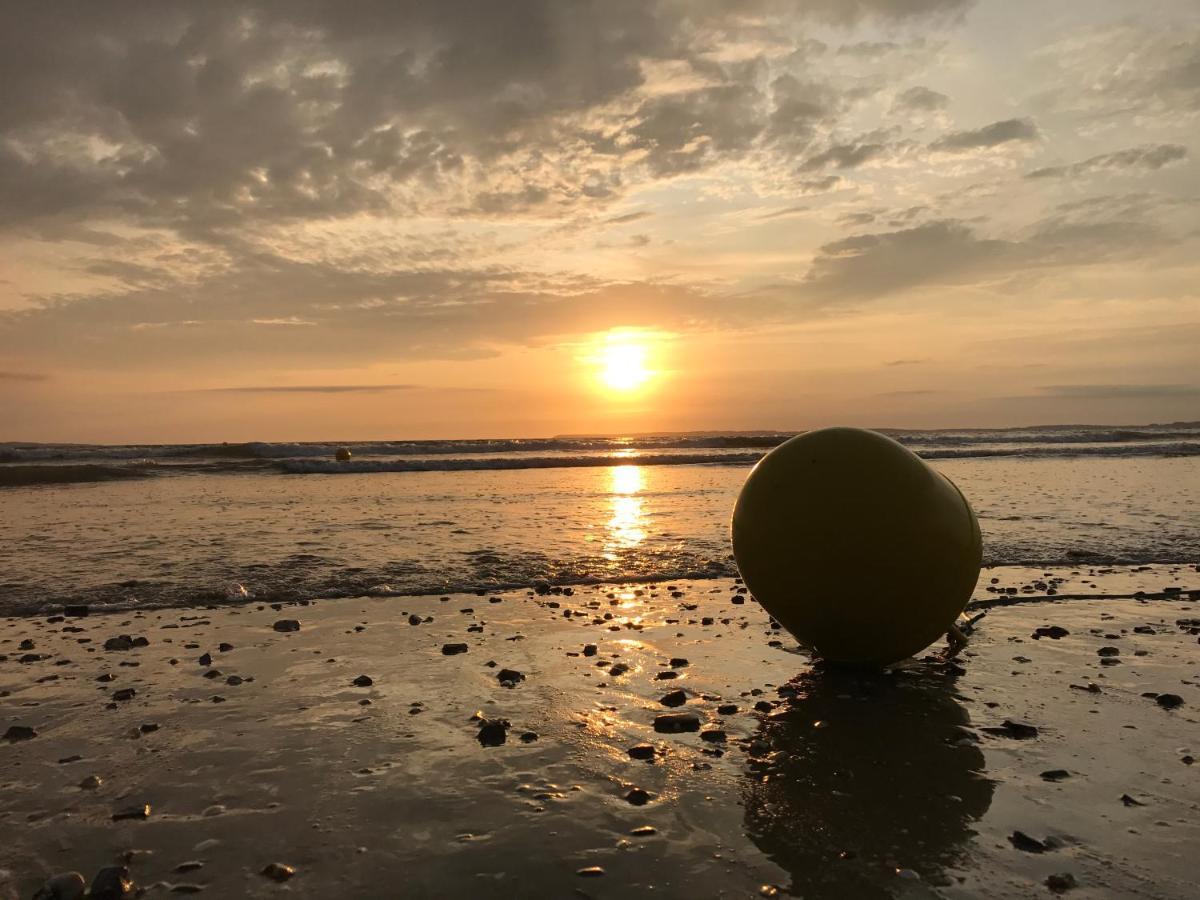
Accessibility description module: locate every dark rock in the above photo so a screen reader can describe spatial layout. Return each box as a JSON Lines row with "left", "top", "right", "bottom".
{"left": 1155, "top": 693, "right": 1184, "bottom": 710}
{"left": 630, "top": 825, "right": 657, "bottom": 836}
{"left": 111, "top": 804, "right": 151, "bottom": 821}
{"left": 1033, "top": 626, "right": 1069, "bottom": 640}
{"left": 260, "top": 863, "right": 296, "bottom": 882}
{"left": 3, "top": 724, "right": 37, "bottom": 742}
{"left": 1045, "top": 873, "right": 1077, "bottom": 894}
{"left": 198, "top": 653, "right": 212, "bottom": 666}
{"left": 218, "top": 643, "right": 234, "bottom": 652}
{"left": 1009, "top": 831, "right": 1047, "bottom": 853}
{"left": 653, "top": 712, "right": 701, "bottom": 733}
{"left": 32, "top": 871, "right": 86, "bottom": 900}
{"left": 669, "top": 658, "right": 689, "bottom": 668}
{"left": 352, "top": 675, "right": 374, "bottom": 687}
{"left": 700, "top": 729, "right": 727, "bottom": 743}
{"left": 582, "top": 644, "right": 598, "bottom": 656}
{"left": 130, "top": 636, "right": 149, "bottom": 648}
{"left": 64, "top": 605, "right": 90, "bottom": 618}
{"left": 609, "top": 662, "right": 629, "bottom": 677}
{"left": 89, "top": 865, "right": 136, "bottom": 899}
{"left": 477, "top": 718, "right": 509, "bottom": 746}
{"left": 981, "top": 719, "right": 1039, "bottom": 739}
{"left": 659, "top": 689, "right": 687, "bottom": 708}
{"left": 576, "top": 866, "right": 605, "bottom": 877}
{"left": 112, "top": 688, "right": 136, "bottom": 702}
{"left": 627, "top": 743, "right": 656, "bottom": 760}
{"left": 519, "top": 731, "right": 539, "bottom": 743}
{"left": 408, "top": 614, "right": 422, "bottom": 626}
{"left": 442, "top": 643, "right": 469, "bottom": 655}
{"left": 717, "top": 704, "right": 739, "bottom": 715}
{"left": 497, "top": 668, "right": 524, "bottom": 686}
{"left": 1040, "top": 769, "right": 1071, "bottom": 782}
{"left": 1097, "top": 646, "right": 1120, "bottom": 657}
{"left": 202, "top": 670, "right": 222, "bottom": 679}
{"left": 625, "top": 787, "right": 652, "bottom": 806}
{"left": 139, "top": 723, "right": 159, "bottom": 733}
{"left": 655, "top": 671, "right": 679, "bottom": 680}
{"left": 1120, "top": 793, "right": 1144, "bottom": 807}
{"left": 104, "top": 636, "right": 134, "bottom": 652}
{"left": 272, "top": 619, "right": 300, "bottom": 633}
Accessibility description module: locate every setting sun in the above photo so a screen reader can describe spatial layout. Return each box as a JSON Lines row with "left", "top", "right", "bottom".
{"left": 601, "top": 341, "right": 651, "bottom": 392}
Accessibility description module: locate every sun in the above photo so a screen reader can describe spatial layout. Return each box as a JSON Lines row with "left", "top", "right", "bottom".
{"left": 601, "top": 341, "right": 652, "bottom": 392}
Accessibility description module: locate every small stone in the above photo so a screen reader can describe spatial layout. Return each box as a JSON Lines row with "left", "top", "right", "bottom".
{"left": 80, "top": 774, "right": 103, "bottom": 789}
{"left": 981, "top": 719, "right": 1038, "bottom": 739}
{"left": 88, "top": 865, "right": 136, "bottom": 899}
{"left": 174, "top": 862, "right": 204, "bottom": 874}
{"left": 65, "top": 605, "right": 90, "bottom": 617}
{"left": 442, "top": 643, "right": 469, "bottom": 655}
{"left": 477, "top": 718, "right": 509, "bottom": 746}
{"left": 654, "top": 712, "right": 701, "bottom": 733}
{"left": 630, "top": 825, "right": 657, "bottom": 836}
{"left": 3, "top": 724, "right": 37, "bottom": 742}
{"left": 218, "top": 643, "right": 234, "bottom": 652}
{"left": 113, "top": 688, "right": 136, "bottom": 702}
{"left": 272, "top": 619, "right": 300, "bottom": 633}
{"left": 659, "top": 689, "right": 687, "bottom": 708}
{"left": 717, "top": 703, "right": 739, "bottom": 715}
{"left": 352, "top": 675, "right": 374, "bottom": 687}
{"left": 408, "top": 614, "right": 422, "bottom": 626}
{"left": 576, "top": 866, "right": 605, "bottom": 877}
{"left": 1155, "top": 693, "right": 1183, "bottom": 710}
{"left": 140, "top": 722, "right": 159, "bottom": 733}
{"left": 224, "top": 675, "right": 243, "bottom": 686}
{"left": 169, "top": 884, "right": 204, "bottom": 894}
{"left": 627, "top": 744, "right": 656, "bottom": 760}
{"left": 655, "top": 671, "right": 679, "bottom": 680}
{"left": 1040, "top": 769, "right": 1071, "bottom": 782}
{"left": 1097, "top": 646, "right": 1120, "bottom": 657}
{"left": 104, "top": 636, "right": 134, "bottom": 651}
{"left": 519, "top": 731, "right": 539, "bottom": 743}
{"left": 111, "top": 804, "right": 151, "bottom": 821}
{"left": 33, "top": 871, "right": 86, "bottom": 900}
{"left": 1120, "top": 793, "right": 1144, "bottom": 807}
{"left": 625, "top": 787, "right": 652, "bottom": 806}
{"left": 609, "top": 662, "right": 629, "bottom": 677}
{"left": 1045, "top": 873, "right": 1078, "bottom": 893}
{"left": 198, "top": 653, "right": 212, "bottom": 666}
{"left": 1032, "top": 626, "right": 1069, "bottom": 640}
{"left": 700, "top": 728, "right": 727, "bottom": 743}
{"left": 1009, "top": 831, "right": 1047, "bottom": 853}
{"left": 582, "top": 644, "right": 598, "bottom": 656}
{"left": 260, "top": 863, "right": 296, "bottom": 882}
{"left": 669, "top": 658, "right": 689, "bottom": 667}
{"left": 497, "top": 668, "right": 525, "bottom": 686}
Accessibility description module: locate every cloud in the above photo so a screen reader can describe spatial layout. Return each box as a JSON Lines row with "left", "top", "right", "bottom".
{"left": 200, "top": 384, "right": 421, "bottom": 394}
{"left": 758, "top": 205, "right": 810, "bottom": 220}
{"left": 892, "top": 85, "right": 949, "bottom": 112}
{"left": 929, "top": 118, "right": 1039, "bottom": 152}
{"left": 1038, "top": 384, "right": 1200, "bottom": 399}
{"left": 800, "top": 140, "right": 888, "bottom": 171}
{"left": 604, "top": 211, "right": 652, "bottom": 225}
{"left": 1027, "top": 143, "right": 1188, "bottom": 179}
{"left": 884, "top": 358, "right": 928, "bottom": 366}
{"left": 0, "top": 371, "right": 49, "bottom": 381}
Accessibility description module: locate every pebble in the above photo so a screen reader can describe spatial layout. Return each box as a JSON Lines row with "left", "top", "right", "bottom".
{"left": 582, "top": 644, "right": 598, "bottom": 656}
{"left": 89, "top": 865, "right": 136, "bottom": 899}
{"left": 1155, "top": 693, "right": 1184, "bottom": 710}
{"left": 627, "top": 744, "right": 657, "bottom": 760}
{"left": 4, "top": 724, "right": 37, "bottom": 742}
{"left": 497, "top": 668, "right": 525, "bottom": 686}
{"left": 700, "top": 728, "right": 727, "bottom": 743}
{"left": 218, "top": 643, "right": 234, "bottom": 652}
{"left": 659, "top": 689, "right": 687, "bottom": 708}
{"left": 260, "top": 863, "right": 296, "bottom": 882}
{"left": 198, "top": 653, "right": 212, "bottom": 666}
{"left": 352, "top": 675, "right": 374, "bottom": 687}
{"left": 408, "top": 614, "right": 422, "bottom": 626}
{"left": 981, "top": 719, "right": 1039, "bottom": 739}
{"left": 111, "top": 804, "right": 151, "bottom": 821}
{"left": 80, "top": 775, "right": 103, "bottom": 789}
{"left": 654, "top": 712, "right": 701, "bottom": 733}
{"left": 33, "top": 872, "right": 86, "bottom": 900}
{"left": 1040, "top": 769, "right": 1071, "bottom": 782}
{"left": 1032, "top": 626, "right": 1070, "bottom": 639}
{"left": 1046, "top": 873, "right": 1078, "bottom": 893}
{"left": 103, "top": 636, "right": 134, "bottom": 651}
{"left": 477, "top": 718, "right": 509, "bottom": 746}
{"left": 1008, "top": 831, "right": 1047, "bottom": 853}
{"left": 272, "top": 620, "right": 301, "bottom": 633}
{"left": 625, "top": 787, "right": 652, "bottom": 805}
{"left": 113, "top": 688, "right": 136, "bottom": 702}
{"left": 442, "top": 643, "right": 469, "bottom": 655}
{"left": 629, "top": 825, "right": 657, "bottom": 836}
{"left": 576, "top": 866, "right": 605, "bottom": 877}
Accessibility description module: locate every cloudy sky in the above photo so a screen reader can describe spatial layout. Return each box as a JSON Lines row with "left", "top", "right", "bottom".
{"left": 1, "top": 0, "right": 1197, "bottom": 442}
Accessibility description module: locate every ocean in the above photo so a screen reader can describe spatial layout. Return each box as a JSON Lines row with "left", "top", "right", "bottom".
{"left": 2, "top": 424, "right": 1197, "bottom": 615}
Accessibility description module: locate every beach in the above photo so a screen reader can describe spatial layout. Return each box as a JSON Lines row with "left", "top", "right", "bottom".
{"left": 3, "top": 566, "right": 1197, "bottom": 898}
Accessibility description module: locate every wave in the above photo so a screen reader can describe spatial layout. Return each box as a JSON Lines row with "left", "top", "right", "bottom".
{"left": 0, "top": 463, "right": 157, "bottom": 487}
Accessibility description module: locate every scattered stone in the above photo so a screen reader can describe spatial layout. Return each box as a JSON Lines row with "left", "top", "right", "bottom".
{"left": 80, "top": 775, "right": 103, "bottom": 789}
{"left": 654, "top": 712, "right": 701, "bottom": 733}
{"left": 497, "top": 668, "right": 525, "bottom": 687}
{"left": 174, "top": 862, "right": 204, "bottom": 874}
{"left": 89, "top": 866, "right": 136, "bottom": 899}
{"left": 669, "top": 657, "right": 689, "bottom": 667}
{"left": 655, "top": 671, "right": 679, "bottom": 680}
{"left": 1009, "top": 831, "right": 1047, "bottom": 853}
{"left": 717, "top": 704, "right": 739, "bottom": 715}
{"left": 1040, "top": 769, "right": 1071, "bottom": 782}
{"left": 408, "top": 614, "right": 422, "bottom": 626}
{"left": 981, "top": 719, "right": 1039, "bottom": 739}
{"left": 1045, "top": 873, "right": 1078, "bottom": 894}
{"left": 609, "top": 662, "right": 629, "bottom": 677}
{"left": 1032, "top": 625, "right": 1069, "bottom": 640}
{"left": 630, "top": 825, "right": 657, "bottom": 836}
{"left": 65, "top": 605, "right": 89, "bottom": 617}
{"left": 1097, "top": 646, "right": 1120, "bottom": 657}
{"left": 659, "top": 689, "right": 687, "bottom": 708}
{"left": 477, "top": 718, "right": 509, "bottom": 746}
{"left": 224, "top": 675, "right": 243, "bottom": 686}
{"left": 32, "top": 871, "right": 86, "bottom": 900}
{"left": 1120, "top": 793, "right": 1144, "bottom": 807}
{"left": 198, "top": 653, "right": 212, "bottom": 666}
{"left": 113, "top": 688, "right": 136, "bottom": 702}
{"left": 218, "top": 643, "right": 234, "bottom": 652}
{"left": 442, "top": 643, "right": 469, "bottom": 655}
{"left": 104, "top": 636, "right": 134, "bottom": 652}
{"left": 111, "top": 804, "right": 151, "bottom": 821}
{"left": 700, "top": 728, "right": 727, "bottom": 743}
{"left": 272, "top": 619, "right": 300, "bottom": 633}
{"left": 260, "top": 863, "right": 296, "bottom": 882}
{"left": 627, "top": 744, "right": 656, "bottom": 760}
{"left": 1155, "top": 693, "right": 1184, "bottom": 710}
{"left": 582, "top": 644, "right": 598, "bottom": 657}
{"left": 625, "top": 787, "right": 652, "bottom": 806}
{"left": 576, "top": 866, "right": 605, "bottom": 877}
{"left": 3, "top": 724, "right": 37, "bottom": 742}
{"left": 519, "top": 731, "right": 539, "bottom": 743}
{"left": 352, "top": 675, "right": 374, "bottom": 687}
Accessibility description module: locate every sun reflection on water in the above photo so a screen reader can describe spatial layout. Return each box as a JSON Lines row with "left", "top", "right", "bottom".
{"left": 604, "top": 465, "right": 646, "bottom": 559}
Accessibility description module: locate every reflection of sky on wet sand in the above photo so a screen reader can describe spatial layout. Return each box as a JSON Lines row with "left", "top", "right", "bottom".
{"left": 743, "top": 663, "right": 993, "bottom": 898}
{"left": 604, "top": 465, "right": 646, "bottom": 559}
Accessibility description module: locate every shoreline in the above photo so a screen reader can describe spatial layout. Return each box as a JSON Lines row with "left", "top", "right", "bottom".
{"left": 3, "top": 569, "right": 1198, "bottom": 898}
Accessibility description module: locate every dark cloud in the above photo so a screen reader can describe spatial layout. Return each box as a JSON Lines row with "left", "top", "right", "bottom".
{"left": 1027, "top": 143, "right": 1188, "bottom": 180}
{"left": 892, "top": 85, "right": 949, "bottom": 112}
{"left": 801, "top": 140, "right": 888, "bottom": 171}
{"left": 884, "top": 358, "right": 928, "bottom": 366}
{"left": 1039, "top": 384, "right": 1200, "bottom": 399}
{"left": 200, "top": 384, "right": 421, "bottom": 393}
{"left": 604, "top": 211, "right": 652, "bottom": 225}
{"left": 0, "top": 371, "right": 49, "bottom": 382}
{"left": 929, "top": 118, "right": 1039, "bottom": 152}
{"left": 758, "top": 206, "right": 810, "bottom": 221}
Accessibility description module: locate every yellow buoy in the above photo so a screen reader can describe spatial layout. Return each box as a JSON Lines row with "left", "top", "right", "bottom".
{"left": 335, "top": 447, "right": 352, "bottom": 462}
{"left": 731, "top": 427, "right": 981, "bottom": 666}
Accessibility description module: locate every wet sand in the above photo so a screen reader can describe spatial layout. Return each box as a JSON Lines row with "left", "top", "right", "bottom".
{"left": 2, "top": 566, "right": 1197, "bottom": 899}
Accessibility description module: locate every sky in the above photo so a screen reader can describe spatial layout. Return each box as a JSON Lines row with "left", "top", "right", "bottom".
{"left": 1, "top": 0, "right": 1197, "bottom": 442}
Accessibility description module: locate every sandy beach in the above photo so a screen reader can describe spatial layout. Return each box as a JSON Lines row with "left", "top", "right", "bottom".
{"left": 3, "top": 565, "right": 1196, "bottom": 899}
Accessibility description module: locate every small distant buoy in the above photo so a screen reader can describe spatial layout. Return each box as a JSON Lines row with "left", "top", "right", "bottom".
{"left": 335, "top": 447, "right": 352, "bottom": 462}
